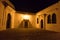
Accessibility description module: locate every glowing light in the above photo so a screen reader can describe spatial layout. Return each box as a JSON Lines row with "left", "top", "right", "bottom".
{"left": 23, "top": 15, "right": 30, "bottom": 20}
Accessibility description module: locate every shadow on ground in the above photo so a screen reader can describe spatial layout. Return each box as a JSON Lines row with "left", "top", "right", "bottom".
{"left": 0, "top": 28, "right": 60, "bottom": 40}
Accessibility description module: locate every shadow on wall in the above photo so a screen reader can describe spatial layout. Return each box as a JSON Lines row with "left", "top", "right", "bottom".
{"left": 18, "top": 20, "right": 33, "bottom": 28}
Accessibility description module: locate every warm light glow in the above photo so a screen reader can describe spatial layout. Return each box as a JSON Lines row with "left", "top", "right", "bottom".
{"left": 23, "top": 15, "right": 30, "bottom": 20}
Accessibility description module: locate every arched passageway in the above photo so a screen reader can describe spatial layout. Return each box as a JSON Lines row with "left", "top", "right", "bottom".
{"left": 41, "top": 20, "right": 43, "bottom": 29}
{"left": 6, "top": 14, "right": 11, "bottom": 29}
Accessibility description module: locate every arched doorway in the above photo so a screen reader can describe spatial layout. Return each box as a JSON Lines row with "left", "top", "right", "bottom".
{"left": 41, "top": 20, "right": 43, "bottom": 29}
{"left": 23, "top": 20, "right": 29, "bottom": 28}
{"left": 6, "top": 14, "right": 11, "bottom": 29}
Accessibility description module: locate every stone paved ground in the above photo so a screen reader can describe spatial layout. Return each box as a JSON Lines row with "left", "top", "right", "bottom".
{"left": 0, "top": 28, "right": 60, "bottom": 40}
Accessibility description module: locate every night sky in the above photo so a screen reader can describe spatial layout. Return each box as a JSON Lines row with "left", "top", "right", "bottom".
{"left": 9, "top": 0, "right": 58, "bottom": 13}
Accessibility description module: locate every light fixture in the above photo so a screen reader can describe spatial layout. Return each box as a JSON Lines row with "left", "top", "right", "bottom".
{"left": 23, "top": 15, "right": 30, "bottom": 20}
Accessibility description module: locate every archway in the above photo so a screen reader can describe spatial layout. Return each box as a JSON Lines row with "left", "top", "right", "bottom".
{"left": 6, "top": 14, "right": 11, "bottom": 29}
{"left": 41, "top": 20, "right": 43, "bottom": 29}
{"left": 23, "top": 20, "right": 29, "bottom": 28}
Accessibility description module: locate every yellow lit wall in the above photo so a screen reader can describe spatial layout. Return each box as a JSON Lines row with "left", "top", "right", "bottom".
{"left": 36, "top": 14, "right": 44, "bottom": 29}
{"left": 14, "top": 12, "right": 36, "bottom": 28}
{"left": 0, "top": 0, "right": 15, "bottom": 31}
{"left": 36, "top": 1, "right": 60, "bottom": 32}
{"left": 0, "top": 1, "right": 5, "bottom": 30}
{"left": 5, "top": 6, "right": 15, "bottom": 29}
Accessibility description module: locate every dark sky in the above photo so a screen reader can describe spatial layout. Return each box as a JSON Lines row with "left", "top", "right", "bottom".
{"left": 9, "top": 0, "right": 58, "bottom": 13}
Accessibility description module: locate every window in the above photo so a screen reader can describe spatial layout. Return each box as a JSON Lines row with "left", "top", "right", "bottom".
{"left": 52, "top": 13, "right": 56, "bottom": 24}
{"left": 37, "top": 18, "right": 39, "bottom": 24}
{"left": 47, "top": 15, "right": 51, "bottom": 24}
